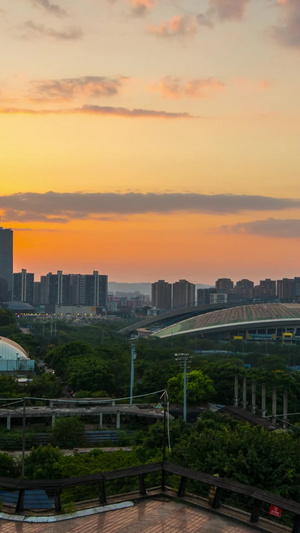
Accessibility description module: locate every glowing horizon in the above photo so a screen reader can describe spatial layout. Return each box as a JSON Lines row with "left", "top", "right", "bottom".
{"left": 1, "top": 0, "right": 300, "bottom": 284}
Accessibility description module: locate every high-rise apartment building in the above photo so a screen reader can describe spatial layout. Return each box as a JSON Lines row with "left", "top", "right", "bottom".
{"left": 277, "top": 278, "right": 294, "bottom": 301}
{"left": 35, "top": 270, "right": 108, "bottom": 309}
{"left": 0, "top": 225, "right": 13, "bottom": 301}
{"left": 294, "top": 277, "right": 300, "bottom": 300}
{"left": 234, "top": 279, "right": 254, "bottom": 300}
{"left": 215, "top": 278, "right": 234, "bottom": 293}
{"left": 254, "top": 279, "right": 276, "bottom": 300}
{"left": 173, "top": 279, "right": 195, "bottom": 308}
{"left": 12, "top": 269, "right": 34, "bottom": 304}
{"left": 151, "top": 280, "right": 172, "bottom": 310}
{"left": 85, "top": 271, "right": 108, "bottom": 307}
{"left": 197, "top": 288, "right": 215, "bottom": 305}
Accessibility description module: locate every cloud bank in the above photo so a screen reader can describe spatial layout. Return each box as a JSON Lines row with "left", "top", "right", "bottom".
{"left": 1, "top": 192, "right": 300, "bottom": 223}
{"left": 22, "top": 20, "right": 82, "bottom": 40}
{"left": 223, "top": 218, "right": 300, "bottom": 238}
{"left": 127, "top": 0, "right": 156, "bottom": 16}
{"left": 209, "top": 0, "right": 249, "bottom": 21}
{"left": 148, "top": 15, "right": 198, "bottom": 38}
{"left": 29, "top": 0, "right": 67, "bottom": 17}
{"left": 0, "top": 105, "right": 193, "bottom": 119}
{"left": 273, "top": 0, "right": 300, "bottom": 48}
{"left": 31, "top": 76, "right": 126, "bottom": 101}
{"left": 157, "top": 76, "right": 225, "bottom": 98}
{"left": 197, "top": 0, "right": 249, "bottom": 28}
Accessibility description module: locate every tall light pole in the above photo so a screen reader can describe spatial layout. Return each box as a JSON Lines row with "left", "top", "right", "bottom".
{"left": 130, "top": 334, "right": 137, "bottom": 407}
{"left": 21, "top": 397, "right": 26, "bottom": 478}
{"left": 160, "top": 389, "right": 167, "bottom": 491}
{"left": 175, "top": 353, "right": 190, "bottom": 422}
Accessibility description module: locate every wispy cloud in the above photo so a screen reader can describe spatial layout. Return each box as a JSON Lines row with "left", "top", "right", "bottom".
{"left": 29, "top": 0, "right": 67, "bottom": 18}
{"left": 22, "top": 20, "right": 82, "bottom": 40}
{"left": 197, "top": 0, "right": 249, "bottom": 29}
{"left": 208, "top": 0, "right": 249, "bottom": 21}
{"left": 155, "top": 76, "right": 225, "bottom": 98}
{"left": 148, "top": 15, "right": 198, "bottom": 38}
{"left": 234, "top": 78, "right": 271, "bottom": 92}
{"left": 197, "top": 13, "right": 214, "bottom": 28}
{"left": 127, "top": 0, "right": 156, "bottom": 16}
{"left": 272, "top": 0, "right": 300, "bottom": 48}
{"left": 223, "top": 218, "right": 300, "bottom": 238}
{"left": 31, "top": 76, "right": 126, "bottom": 102}
{"left": 0, "top": 104, "right": 193, "bottom": 119}
{"left": 0, "top": 192, "right": 300, "bottom": 223}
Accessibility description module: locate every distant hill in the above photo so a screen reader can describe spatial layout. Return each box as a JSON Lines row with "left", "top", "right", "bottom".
{"left": 108, "top": 282, "right": 212, "bottom": 297}
{"left": 108, "top": 282, "right": 152, "bottom": 296}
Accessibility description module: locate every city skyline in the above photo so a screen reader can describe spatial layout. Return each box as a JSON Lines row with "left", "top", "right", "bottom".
{"left": 1, "top": 1, "right": 300, "bottom": 283}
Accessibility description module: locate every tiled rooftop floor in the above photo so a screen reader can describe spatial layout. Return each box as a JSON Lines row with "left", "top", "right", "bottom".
{"left": 0, "top": 499, "right": 260, "bottom": 533}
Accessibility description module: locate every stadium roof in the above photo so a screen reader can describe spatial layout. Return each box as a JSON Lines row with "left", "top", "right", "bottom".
{"left": 0, "top": 336, "right": 29, "bottom": 360}
{"left": 153, "top": 303, "right": 300, "bottom": 338}
{"left": 4, "top": 301, "right": 35, "bottom": 312}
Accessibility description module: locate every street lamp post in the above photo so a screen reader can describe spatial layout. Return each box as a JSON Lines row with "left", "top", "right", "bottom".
{"left": 160, "top": 389, "right": 167, "bottom": 491}
{"left": 175, "top": 353, "right": 191, "bottom": 422}
{"left": 130, "top": 334, "right": 137, "bottom": 407}
{"left": 21, "top": 397, "right": 26, "bottom": 478}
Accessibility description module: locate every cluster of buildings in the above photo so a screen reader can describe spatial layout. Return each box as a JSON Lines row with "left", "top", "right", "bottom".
{"left": 152, "top": 276, "right": 300, "bottom": 312}
{"left": 152, "top": 279, "right": 195, "bottom": 311}
{"left": 2, "top": 222, "right": 300, "bottom": 318}
{"left": 0, "top": 225, "right": 108, "bottom": 315}
{"left": 107, "top": 291, "right": 150, "bottom": 314}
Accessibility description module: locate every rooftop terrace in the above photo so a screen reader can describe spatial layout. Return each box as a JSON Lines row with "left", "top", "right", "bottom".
{"left": 0, "top": 499, "right": 260, "bottom": 533}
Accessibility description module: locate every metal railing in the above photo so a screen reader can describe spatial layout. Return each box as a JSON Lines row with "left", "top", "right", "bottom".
{"left": 1, "top": 462, "right": 300, "bottom": 532}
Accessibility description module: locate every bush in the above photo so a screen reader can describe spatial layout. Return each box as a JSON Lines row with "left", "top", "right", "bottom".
{"left": 52, "top": 417, "right": 85, "bottom": 448}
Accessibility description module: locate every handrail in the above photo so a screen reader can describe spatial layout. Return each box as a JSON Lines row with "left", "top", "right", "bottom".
{"left": 163, "top": 463, "right": 300, "bottom": 516}
{"left": 0, "top": 462, "right": 300, "bottom": 531}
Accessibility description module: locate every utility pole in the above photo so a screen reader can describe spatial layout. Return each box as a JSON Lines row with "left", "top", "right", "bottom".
{"left": 175, "top": 353, "right": 191, "bottom": 422}
{"left": 21, "top": 397, "right": 26, "bottom": 478}
{"left": 130, "top": 334, "right": 137, "bottom": 407}
{"left": 161, "top": 389, "right": 167, "bottom": 491}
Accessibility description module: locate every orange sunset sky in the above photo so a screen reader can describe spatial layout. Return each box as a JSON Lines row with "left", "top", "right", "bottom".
{"left": 1, "top": 0, "right": 300, "bottom": 284}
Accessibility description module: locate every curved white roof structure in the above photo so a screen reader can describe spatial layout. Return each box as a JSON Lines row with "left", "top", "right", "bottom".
{"left": 0, "top": 337, "right": 29, "bottom": 360}
{"left": 153, "top": 303, "right": 300, "bottom": 338}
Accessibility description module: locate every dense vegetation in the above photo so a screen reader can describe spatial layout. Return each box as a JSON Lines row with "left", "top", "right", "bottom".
{"left": 1, "top": 412, "right": 300, "bottom": 507}
{"left": 2, "top": 314, "right": 300, "bottom": 511}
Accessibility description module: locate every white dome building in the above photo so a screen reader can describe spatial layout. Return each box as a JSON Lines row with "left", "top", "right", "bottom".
{"left": 0, "top": 337, "right": 34, "bottom": 372}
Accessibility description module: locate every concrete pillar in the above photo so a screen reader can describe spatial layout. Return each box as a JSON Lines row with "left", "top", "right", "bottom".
{"left": 272, "top": 386, "right": 277, "bottom": 426}
{"left": 49, "top": 401, "right": 53, "bottom": 408}
{"left": 261, "top": 383, "right": 266, "bottom": 418}
{"left": 6, "top": 415, "right": 11, "bottom": 430}
{"left": 52, "top": 414, "right": 56, "bottom": 427}
{"left": 116, "top": 412, "right": 120, "bottom": 429}
{"left": 242, "top": 377, "right": 247, "bottom": 409}
{"left": 283, "top": 390, "right": 288, "bottom": 430}
{"left": 112, "top": 400, "right": 115, "bottom": 407}
{"left": 99, "top": 413, "right": 103, "bottom": 429}
{"left": 251, "top": 381, "right": 256, "bottom": 414}
{"left": 234, "top": 375, "right": 239, "bottom": 407}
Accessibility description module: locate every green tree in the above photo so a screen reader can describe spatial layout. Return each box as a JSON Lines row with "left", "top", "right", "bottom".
{"left": 199, "top": 361, "right": 244, "bottom": 404}
{"left": 0, "top": 375, "right": 19, "bottom": 397}
{"left": 171, "top": 412, "right": 300, "bottom": 500}
{"left": 66, "top": 358, "right": 113, "bottom": 393}
{"left": 52, "top": 417, "right": 85, "bottom": 448}
{"left": 24, "top": 444, "right": 63, "bottom": 479}
{"left": 45, "top": 342, "right": 97, "bottom": 378}
{"left": 28, "top": 373, "right": 62, "bottom": 398}
{"left": 0, "top": 309, "right": 16, "bottom": 327}
{"left": 0, "top": 452, "right": 16, "bottom": 476}
{"left": 167, "top": 370, "right": 215, "bottom": 405}
{"left": 257, "top": 355, "right": 287, "bottom": 372}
